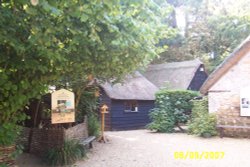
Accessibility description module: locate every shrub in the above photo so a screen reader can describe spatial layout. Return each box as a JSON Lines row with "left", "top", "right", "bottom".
{"left": 188, "top": 97, "right": 217, "bottom": 137}
{"left": 76, "top": 87, "right": 99, "bottom": 123}
{"left": 0, "top": 123, "right": 21, "bottom": 146}
{"left": 44, "top": 140, "right": 86, "bottom": 166}
{"left": 147, "top": 90, "right": 198, "bottom": 132}
{"left": 88, "top": 113, "right": 100, "bottom": 137}
{"left": 147, "top": 108, "right": 175, "bottom": 133}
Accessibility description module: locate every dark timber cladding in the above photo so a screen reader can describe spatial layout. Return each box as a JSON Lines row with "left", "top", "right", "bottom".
{"left": 100, "top": 72, "right": 158, "bottom": 130}
{"left": 111, "top": 100, "right": 154, "bottom": 130}
{"left": 99, "top": 88, "right": 112, "bottom": 131}
{"left": 188, "top": 64, "right": 208, "bottom": 91}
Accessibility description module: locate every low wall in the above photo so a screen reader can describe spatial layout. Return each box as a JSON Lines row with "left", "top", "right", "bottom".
{"left": 217, "top": 108, "right": 250, "bottom": 138}
{"left": 30, "top": 128, "right": 65, "bottom": 155}
{"left": 17, "top": 118, "right": 88, "bottom": 156}
{"left": 65, "top": 121, "right": 88, "bottom": 140}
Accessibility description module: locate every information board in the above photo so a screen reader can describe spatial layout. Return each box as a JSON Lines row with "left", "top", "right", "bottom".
{"left": 240, "top": 88, "right": 250, "bottom": 116}
{"left": 51, "top": 89, "right": 75, "bottom": 124}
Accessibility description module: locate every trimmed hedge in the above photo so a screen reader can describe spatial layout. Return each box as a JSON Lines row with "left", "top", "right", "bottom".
{"left": 147, "top": 90, "right": 199, "bottom": 133}
{"left": 188, "top": 97, "right": 217, "bottom": 137}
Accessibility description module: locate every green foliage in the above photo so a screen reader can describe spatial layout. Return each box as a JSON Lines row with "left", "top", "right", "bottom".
{"left": 147, "top": 108, "right": 175, "bottom": 133}
{"left": 188, "top": 97, "right": 217, "bottom": 137}
{"left": 155, "top": 0, "right": 250, "bottom": 73}
{"left": 147, "top": 90, "right": 198, "bottom": 132}
{"left": 87, "top": 113, "right": 100, "bottom": 137}
{"left": 0, "top": 0, "right": 174, "bottom": 146}
{"left": 75, "top": 87, "right": 100, "bottom": 137}
{"left": 76, "top": 87, "right": 99, "bottom": 122}
{"left": 0, "top": 124, "right": 21, "bottom": 146}
{"left": 44, "top": 140, "right": 86, "bottom": 166}
{"left": 11, "top": 144, "right": 24, "bottom": 159}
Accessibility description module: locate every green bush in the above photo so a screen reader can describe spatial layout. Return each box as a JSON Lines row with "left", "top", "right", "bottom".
{"left": 88, "top": 113, "right": 100, "bottom": 137}
{"left": 188, "top": 97, "right": 217, "bottom": 137}
{"left": 147, "top": 90, "right": 198, "bottom": 132}
{"left": 147, "top": 108, "right": 175, "bottom": 132}
{"left": 0, "top": 123, "right": 21, "bottom": 146}
{"left": 76, "top": 87, "right": 99, "bottom": 123}
{"left": 44, "top": 140, "right": 86, "bottom": 166}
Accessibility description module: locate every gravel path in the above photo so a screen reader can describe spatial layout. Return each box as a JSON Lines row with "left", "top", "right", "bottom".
{"left": 17, "top": 130, "right": 250, "bottom": 167}
{"left": 76, "top": 130, "right": 250, "bottom": 167}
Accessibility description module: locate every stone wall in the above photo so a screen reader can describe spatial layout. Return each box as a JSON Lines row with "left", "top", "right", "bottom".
{"left": 65, "top": 120, "right": 88, "bottom": 140}
{"left": 208, "top": 51, "right": 250, "bottom": 137}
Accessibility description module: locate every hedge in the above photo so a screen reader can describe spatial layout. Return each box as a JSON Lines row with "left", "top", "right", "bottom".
{"left": 188, "top": 97, "right": 217, "bottom": 137}
{"left": 147, "top": 90, "right": 198, "bottom": 133}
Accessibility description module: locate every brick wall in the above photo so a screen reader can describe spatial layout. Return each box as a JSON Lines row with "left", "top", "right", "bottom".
{"left": 208, "top": 51, "right": 250, "bottom": 137}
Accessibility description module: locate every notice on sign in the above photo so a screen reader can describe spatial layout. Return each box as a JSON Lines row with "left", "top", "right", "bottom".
{"left": 51, "top": 89, "right": 75, "bottom": 124}
{"left": 240, "top": 88, "right": 250, "bottom": 116}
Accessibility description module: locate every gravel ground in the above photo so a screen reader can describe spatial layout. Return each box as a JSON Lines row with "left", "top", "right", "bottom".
{"left": 17, "top": 130, "right": 250, "bottom": 167}
{"left": 76, "top": 130, "right": 250, "bottom": 167}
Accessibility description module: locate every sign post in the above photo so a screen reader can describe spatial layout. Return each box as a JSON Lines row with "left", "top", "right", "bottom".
{"left": 51, "top": 89, "right": 75, "bottom": 124}
{"left": 99, "top": 104, "right": 108, "bottom": 143}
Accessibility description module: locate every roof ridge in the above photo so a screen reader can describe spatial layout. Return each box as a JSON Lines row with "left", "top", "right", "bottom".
{"left": 200, "top": 35, "right": 250, "bottom": 94}
{"left": 147, "top": 59, "right": 202, "bottom": 71}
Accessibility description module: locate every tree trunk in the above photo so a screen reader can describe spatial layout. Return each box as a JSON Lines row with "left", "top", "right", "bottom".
{"left": 33, "top": 99, "right": 41, "bottom": 127}
{"left": 75, "top": 88, "right": 84, "bottom": 110}
{"left": 28, "top": 99, "right": 41, "bottom": 153}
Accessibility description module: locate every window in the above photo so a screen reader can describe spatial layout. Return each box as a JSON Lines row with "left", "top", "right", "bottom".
{"left": 124, "top": 100, "right": 138, "bottom": 112}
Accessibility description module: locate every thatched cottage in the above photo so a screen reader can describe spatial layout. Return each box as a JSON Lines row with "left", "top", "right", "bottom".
{"left": 99, "top": 59, "right": 208, "bottom": 130}
{"left": 100, "top": 72, "right": 158, "bottom": 130}
{"left": 200, "top": 36, "right": 250, "bottom": 137}
{"left": 143, "top": 59, "right": 207, "bottom": 91}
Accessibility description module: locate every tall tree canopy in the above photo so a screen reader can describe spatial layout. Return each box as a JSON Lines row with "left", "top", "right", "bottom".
{"left": 154, "top": 0, "right": 250, "bottom": 72}
{"left": 0, "top": 0, "right": 174, "bottom": 145}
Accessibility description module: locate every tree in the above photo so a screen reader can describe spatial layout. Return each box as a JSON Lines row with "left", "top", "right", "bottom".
{"left": 0, "top": 0, "right": 174, "bottom": 146}
{"left": 154, "top": 0, "right": 250, "bottom": 73}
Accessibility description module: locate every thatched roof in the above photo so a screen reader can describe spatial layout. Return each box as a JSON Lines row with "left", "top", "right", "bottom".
{"left": 200, "top": 35, "right": 250, "bottom": 94}
{"left": 101, "top": 72, "right": 158, "bottom": 100}
{"left": 143, "top": 59, "right": 203, "bottom": 89}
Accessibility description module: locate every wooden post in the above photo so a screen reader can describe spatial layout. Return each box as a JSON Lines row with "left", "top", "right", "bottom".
{"left": 101, "top": 111, "right": 105, "bottom": 138}
{"left": 99, "top": 104, "right": 108, "bottom": 143}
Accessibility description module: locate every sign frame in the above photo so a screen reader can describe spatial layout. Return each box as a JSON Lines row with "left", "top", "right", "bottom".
{"left": 240, "top": 88, "right": 250, "bottom": 116}
{"left": 51, "top": 89, "right": 75, "bottom": 124}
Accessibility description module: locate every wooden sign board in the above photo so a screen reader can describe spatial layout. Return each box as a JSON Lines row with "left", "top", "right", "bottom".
{"left": 240, "top": 88, "right": 250, "bottom": 116}
{"left": 51, "top": 89, "right": 75, "bottom": 124}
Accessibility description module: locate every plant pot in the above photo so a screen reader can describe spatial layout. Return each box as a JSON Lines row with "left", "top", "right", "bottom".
{"left": 202, "top": 132, "right": 212, "bottom": 138}
{"left": 0, "top": 145, "right": 16, "bottom": 166}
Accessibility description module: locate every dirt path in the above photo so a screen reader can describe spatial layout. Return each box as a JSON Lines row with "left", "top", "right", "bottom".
{"left": 76, "top": 130, "right": 250, "bottom": 167}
